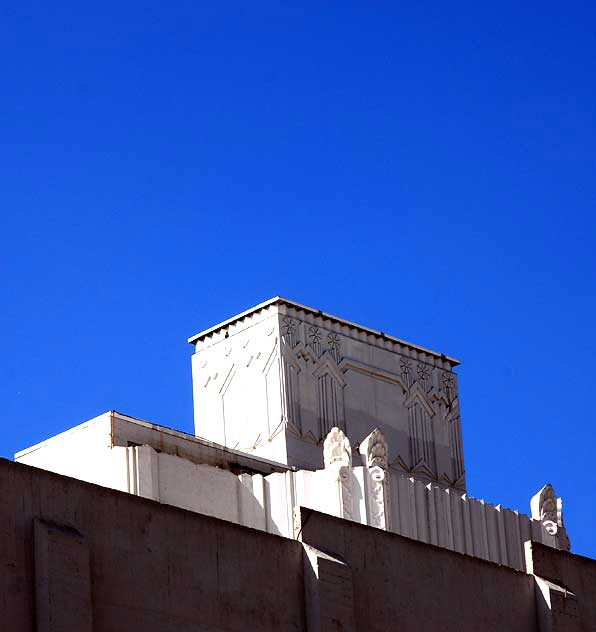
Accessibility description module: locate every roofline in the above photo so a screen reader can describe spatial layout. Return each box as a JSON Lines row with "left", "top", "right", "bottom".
{"left": 187, "top": 297, "right": 460, "bottom": 367}
{"left": 110, "top": 411, "right": 291, "bottom": 474}
{"left": 15, "top": 410, "right": 292, "bottom": 475}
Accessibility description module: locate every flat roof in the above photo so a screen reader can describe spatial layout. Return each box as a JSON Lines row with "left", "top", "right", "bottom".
{"left": 15, "top": 410, "right": 291, "bottom": 475}
{"left": 188, "top": 296, "right": 460, "bottom": 366}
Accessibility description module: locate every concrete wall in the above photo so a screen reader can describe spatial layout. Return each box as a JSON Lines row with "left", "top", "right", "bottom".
{"left": 526, "top": 541, "right": 596, "bottom": 631}
{"left": 0, "top": 458, "right": 305, "bottom": 632}
{"left": 300, "top": 507, "right": 539, "bottom": 632}
{"left": 2, "top": 458, "right": 595, "bottom": 632}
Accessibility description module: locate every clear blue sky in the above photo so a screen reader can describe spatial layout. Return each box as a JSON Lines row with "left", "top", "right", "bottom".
{"left": 1, "top": 2, "right": 594, "bottom": 557}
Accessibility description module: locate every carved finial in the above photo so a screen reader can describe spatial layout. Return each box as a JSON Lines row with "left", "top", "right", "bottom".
{"left": 530, "top": 484, "right": 564, "bottom": 536}
{"left": 359, "top": 428, "right": 388, "bottom": 470}
{"left": 323, "top": 427, "right": 352, "bottom": 468}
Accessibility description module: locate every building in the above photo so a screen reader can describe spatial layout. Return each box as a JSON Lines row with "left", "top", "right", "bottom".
{"left": 4, "top": 297, "right": 594, "bottom": 631}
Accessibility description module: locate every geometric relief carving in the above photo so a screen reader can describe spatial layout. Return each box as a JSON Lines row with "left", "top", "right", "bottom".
{"left": 403, "top": 382, "right": 435, "bottom": 418}
{"left": 441, "top": 371, "right": 457, "bottom": 404}
{"left": 314, "top": 359, "right": 346, "bottom": 439}
{"left": 282, "top": 359, "right": 302, "bottom": 433}
{"left": 402, "top": 357, "right": 437, "bottom": 484}
{"left": 280, "top": 320, "right": 348, "bottom": 441}
{"left": 317, "top": 373, "right": 344, "bottom": 438}
{"left": 400, "top": 356, "right": 413, "bottom": 387}
{"left": 416, "top": 362, "right": 432, "bottom": 392}
{"left": 307, "top": 325, "right": 323, "bottom": 358}
{"left": 281, "top": 316, "right": 299, "bottom": 348}
{"left": 446, "top": 400, "right": 465, "bottom": 484}
{"left": 407, "top": 401, "right": 436, "bottom": 478}
{"left": 326, "top": 332, "right": 341, "bottom": 363}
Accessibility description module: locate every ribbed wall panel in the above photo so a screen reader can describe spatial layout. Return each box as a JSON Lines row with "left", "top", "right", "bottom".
{"left": 256, "top": 467, "right": 560, "bottom": 574}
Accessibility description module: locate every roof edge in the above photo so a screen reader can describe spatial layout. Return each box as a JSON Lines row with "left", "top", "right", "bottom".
{"left": 187, "top": 297, "right": 460, "bottom": 367}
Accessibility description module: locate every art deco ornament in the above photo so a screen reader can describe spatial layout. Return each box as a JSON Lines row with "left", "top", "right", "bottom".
{"left": 359, "top": 427, "right": 389, "bottom": 471}
{"left": 323, "top": 427, "right": 352, "bottom": 469}
{"left": 530, "top": 483, "right": 564, "bottom": 536}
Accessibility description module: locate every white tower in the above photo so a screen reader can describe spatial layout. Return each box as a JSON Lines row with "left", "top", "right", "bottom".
{"left": 189, "top": 297, "right": 465, "bottom": 489}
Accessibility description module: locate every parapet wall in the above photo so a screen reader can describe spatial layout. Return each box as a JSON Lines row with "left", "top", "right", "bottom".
{"left": 2, "top": 458, "right": 593, "bottom": 632}
{"left": 0, "top": 458, "right": 305, "bottom": 632}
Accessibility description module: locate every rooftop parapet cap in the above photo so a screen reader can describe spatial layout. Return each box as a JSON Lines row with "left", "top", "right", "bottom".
{"left": 187, "top": 296, "right": 460, "bottom": 367}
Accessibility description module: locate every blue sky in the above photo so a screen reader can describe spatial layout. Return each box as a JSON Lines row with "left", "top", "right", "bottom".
{"left": 1, "top": 2, "right": 595, "bottom": 557}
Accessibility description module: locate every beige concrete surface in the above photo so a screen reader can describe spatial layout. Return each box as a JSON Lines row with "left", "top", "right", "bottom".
{"left": 0, "top": 458, "right": 305, "bottom": 632}
{"left": 299, "top": 507, "right": 539, "bottom": 632}
{"left": 2, "top": 457, "right": 595, "bottom": 632}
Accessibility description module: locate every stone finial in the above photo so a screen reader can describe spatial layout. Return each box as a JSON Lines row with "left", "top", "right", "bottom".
{"left": 359, "top": 428, "right": 388, "bottom": 471}
{"left": 530, "top": 483, "right": 564, "bottom": 536}
{"left": 323, "top": 427, "right": 352, "bottom": 469}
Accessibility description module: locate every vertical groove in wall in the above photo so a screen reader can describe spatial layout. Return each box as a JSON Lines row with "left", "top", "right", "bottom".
{"left": 286, "top": 471, "right": 296, "bottom": 537}
{"left": 125, "top": 447, "right": 131, "bottom": 494}
{"left": 132, "top": 447, "right": 139, "bottom": 495}
{"left": 414, "top": 479, "right": 428, "bottom": 543}
{"left": 407, "top": 477, "right": 418, "bottom": 540}
{"left": 444, "top": 489, "right": 455, "bottom": 551}
{"left": 449, "top": 491, "right": 463, "bottom": 553}
{"left": 318, "top": 375, "right": 327, "bottom": 437}
{"left": 398, "top": 476, "right": 411, "bottom": 537}
{"left": 423, "top": 411, "right": 434, "bottom": 473}
{"left": 408, "top": 406, "right": 419, "bottom": 467}
{"left": 427, "top": 484, "right": 438, "bottom": 546}
{"left": 479, "top": 500, "right": 490, "bottom": 561}
{"left": 461, "top": 495, "right": 474, "bottom": 555}
{"left": 282, "top": 360, "right": 302, "bottom": 432}
{"left": 495, "top": 505, "right": 509, "bottom": 566}
{"left": 432, "top": 486, "right": 443, "bottom": 548}
{"left": 449, "top": 415, "right": 464, "bottom": 482}
{"left": 264, "top": 477, "right": 273, "bottom": 535}
{"left": 280, "top": 357, "right": 288, "bottom": 427}
{"left": 395, "top": 475, "right": 405, "bottom": 536}
{"left": 257, "top": 474, "right": 268, "bottom": 533}
{"left": 485, "top": 503, "right": 499, "bottom": 564}
{"left": 511, "top": 510, "right": 523, "bottom": 571}
{"left": 389, "top": 472, "right": 402, "bottom": 536}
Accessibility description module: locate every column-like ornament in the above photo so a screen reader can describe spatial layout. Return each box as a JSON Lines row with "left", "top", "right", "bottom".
{"left": 530, "top": 483, "right": 571, "bottom": 551}
{"left": 323, "top": 427, "right": 354, "bottom": 520}
{"left": 359, "top": 428, "right": 390, "bottom": 530}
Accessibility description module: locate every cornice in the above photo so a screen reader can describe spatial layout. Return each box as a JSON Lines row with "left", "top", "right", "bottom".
{"left": 187, "top": 297, "right": 460, "bottom": 367}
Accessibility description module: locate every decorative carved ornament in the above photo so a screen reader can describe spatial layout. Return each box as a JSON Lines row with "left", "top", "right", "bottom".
{"left": 308, "top": 326, "right": 322, "bottom": 345}
{"left": 359, "top": 428, "right": 388, "bottom": 471}
{"left": 359, "top": 428, "right": 389, "bottom": 529}
{"left": 323, "top": 427, "right": 352, "bottom": 468}
{"left": 282, "top": 317, "right": 297, "bottom": 336}
{"left": 530, "top": 483, "right": 564, "bottom": 536}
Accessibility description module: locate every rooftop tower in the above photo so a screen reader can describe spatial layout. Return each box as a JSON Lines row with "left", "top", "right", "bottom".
{"left": 189, "top": 297, "right": 464, "bottom": 488}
